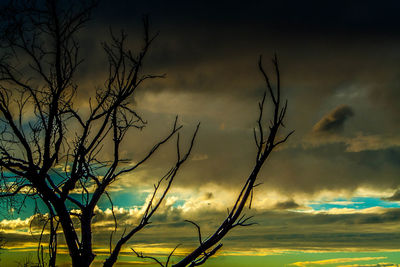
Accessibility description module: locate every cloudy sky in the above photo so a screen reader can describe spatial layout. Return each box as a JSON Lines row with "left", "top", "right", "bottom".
{"left": 2, "top": 1, "right": 400, "bottom": 266}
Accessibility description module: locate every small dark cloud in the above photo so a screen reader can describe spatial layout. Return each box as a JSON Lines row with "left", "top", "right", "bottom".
{"left": 312, "top": 104, "right": 354, "bottom": 134}
{"left": 383, "top": 190, "right": 400, "bottom": 201}
{"left": 274, "top": 200, "right": 300, "bottom": 210}
{"left": 204, "top": 192, "right": 213, "bottom": 200}
{"left": 355, "top": 209, "right": 400, "bottom": 224}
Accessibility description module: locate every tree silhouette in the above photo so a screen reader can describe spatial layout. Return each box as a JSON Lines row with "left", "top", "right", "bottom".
{"left": 0, "top": 1, "right": 292, "bottom": 266}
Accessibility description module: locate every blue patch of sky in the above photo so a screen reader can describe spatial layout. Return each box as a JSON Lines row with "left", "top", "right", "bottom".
{"left": 0, "top": 167, "right": 189, "bottom": 220}
{"left": 0, "top": 190, "right": 148, "bottom": 220}
{"left": 97, "top": 190, "right": 148, "bottom": 210}
{"left": 308, "top": 197, "right": 400, "bottom": 211}
{"left": 98, "top": 191, "right": 187, "bottom": 210}
{"left": 0, "top": 195, "right": 49, "bottom": 220}
{"left": 173, "top": 199, "right": 185, "bottom": 208}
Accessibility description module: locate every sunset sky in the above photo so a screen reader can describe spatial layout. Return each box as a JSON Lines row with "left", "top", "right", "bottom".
{"left": 2, "top": 1, "right": 400, "bottom": 266}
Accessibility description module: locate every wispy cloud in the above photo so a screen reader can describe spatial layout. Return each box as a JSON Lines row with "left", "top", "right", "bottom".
{"left": 290, "top": 257, "right": 387, "bottom": 266}
{"left": 345, "top": 134, "right": 400, "bottom": 152}
{"left": 306, "top": 206, "right": 387, "bottom": 215}
{"left": 191, "top": 153, "right": 209, "bottom": 161}
{"left": 338, "top": 263, "right": 399, "bottom": 267}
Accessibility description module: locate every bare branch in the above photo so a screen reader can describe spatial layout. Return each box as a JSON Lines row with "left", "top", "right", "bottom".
{"left": 166, "top": 244, "right": 181, "bottom": 267}
{"left": 104, "top": 123, "right": 200, "bottom": 267}
{"left": 188, "top": 244, "right": 223, "bottom": 267}
{"left": 116, "top": 116, "right": 182, "bottom": 177}
{"left": 173, "top": 55, "right": 292, "bottom": 266}
{"left": 131, "top": 248, "right": 164, "bottom": 267}
{"left": 185, "top": 220, "right": 203, "bottom": 247}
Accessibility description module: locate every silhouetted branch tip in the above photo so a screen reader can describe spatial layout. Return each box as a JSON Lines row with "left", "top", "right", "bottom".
{"left": 166, "top": 244, "right": 181, "bottom": 267}
{"left": 185, "top": 220, "right": 203, "bottom": 246}
{"left": 131, "top": 248, "right": 164, "bottom": 267}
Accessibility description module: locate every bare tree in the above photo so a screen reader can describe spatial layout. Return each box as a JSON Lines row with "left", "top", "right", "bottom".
{"left": 0, "top": 1, "right": 292, "bottom": 267}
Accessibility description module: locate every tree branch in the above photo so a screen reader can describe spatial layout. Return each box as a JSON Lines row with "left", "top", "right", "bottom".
{"left": 173, "top": 55, "right": 292, "bottom": 266}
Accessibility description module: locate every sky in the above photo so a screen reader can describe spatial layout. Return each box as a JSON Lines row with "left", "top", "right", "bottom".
{"left": 2, "top": 0, "right": 400, "bottom": 266}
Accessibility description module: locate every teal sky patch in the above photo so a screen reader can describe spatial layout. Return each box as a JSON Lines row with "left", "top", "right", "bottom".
{"left": 308, "top": 197, "right": 400, "bottom": 211}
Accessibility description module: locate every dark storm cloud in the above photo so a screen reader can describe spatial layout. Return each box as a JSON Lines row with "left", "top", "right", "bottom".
{"left": 369, "top": 77, "right": 400, "bottom": 125}
{"left": 220, "top": 208, "right": 400, "bottom": 250}
{"left": 260, "top": 144, "right": 400, "bottom": 195}
{"left": 355, "top": 208, "right": 400, "bottom": 224}
{"left": 62, "top": 0, "right": 400, "bottom": 202}
{"left": 114, "top": 121, "right": 400, "bottom": 196}
{"left": 77, "top": 0, "right": 400, "bottom": 99}
{"left": 66, "top": 0, "right": 400, "bottom": 154}
{"left": 312, "top": 105, "right": 354, "bottom": 134}
{"left": 2, "top": 1, "right": 400, "bottom": 264}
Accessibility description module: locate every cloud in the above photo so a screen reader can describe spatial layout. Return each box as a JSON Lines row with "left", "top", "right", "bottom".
{"left": 325, "top": 200, "right": 364, "bottom": 206}
{"left": 274, "top": 199, "right": 301, "bottom": 210}
{"left": 345, "top": 134, "right": 400, "bottom": 152}
{"left": 191, "top": 153, "right": 209, "bottom": 161}
{"left": 368, "top": 77, "right": 400, "bottom": 126}
{"left": 309, "top": 206, "right": 387, "bottom": 215}
{"left": 304, "top": 131, "right": 400, "bottom": 153}
{"left": 4, "top": 206, "right": 400, "bottom": 254}
{"left": 290, "top": 257, "right": 386, "bottom": 266}
{"left": 312, "top": 105, "right": 354, "bottom": 135}
{"left": 0, "top": 217, "right": 31, "bottom": 232}
{"left": 383, "top": 190, "right": 400, "bottom": 201}
{"left": 3, "top": 2, "right": 400, "bottom": 263}
{"left": 338, "top": 263, "right": 398, "bottom": 267}
{"left": 260, "top": 144, "right": 400, "bottom": 195}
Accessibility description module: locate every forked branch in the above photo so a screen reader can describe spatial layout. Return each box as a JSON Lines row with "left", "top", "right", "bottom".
{"left": 103, "top": 123, "right": 200, "bottom": 267}
{"left": 171, "top": 55, "right": 293, "bottom": 266}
